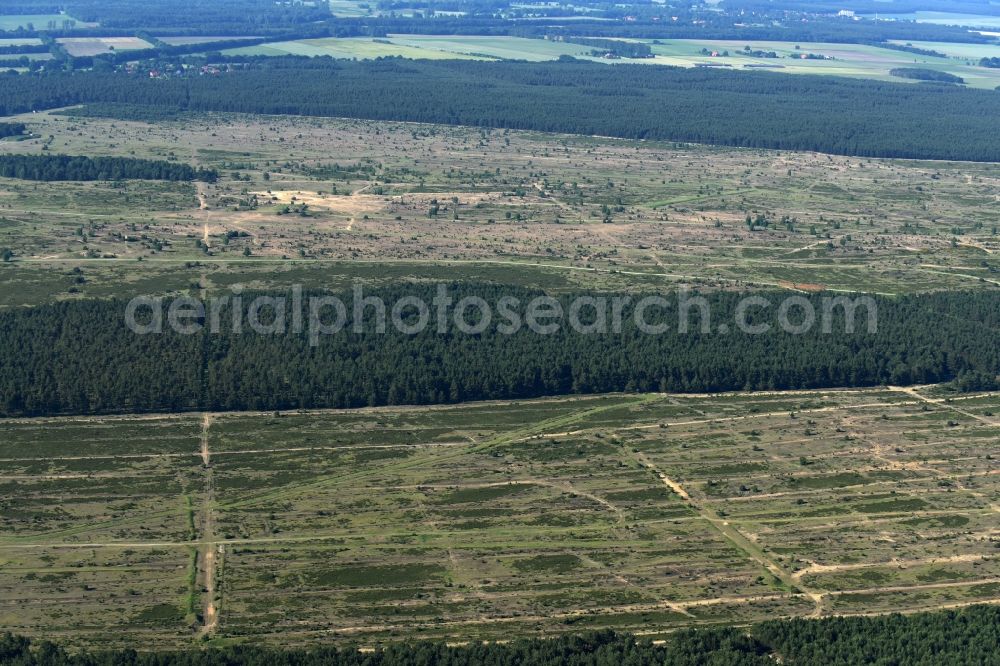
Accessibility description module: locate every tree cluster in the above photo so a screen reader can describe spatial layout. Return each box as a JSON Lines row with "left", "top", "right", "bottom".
{"left": 0, "top": 154, "right": 217, "bottom": 182}
{"left": 889, "top": 67, "right": 965, "bottom": 84}
{"left": 558, "top": 36, "right": 653, "bottom": 58}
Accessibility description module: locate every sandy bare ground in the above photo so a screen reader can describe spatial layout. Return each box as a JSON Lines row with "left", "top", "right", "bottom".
{"left": 628, "top": 450, "right": 826, "bottom": 617}
{"left": 197, "top": 414, "right": 220, "bottom": 636}
{"left": 793, "top": 553, "right": 992, "bottom": 581}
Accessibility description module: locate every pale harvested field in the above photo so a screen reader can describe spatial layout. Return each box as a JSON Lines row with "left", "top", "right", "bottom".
{"left": 57, "top": 37, "right": 153, "bottom": 57}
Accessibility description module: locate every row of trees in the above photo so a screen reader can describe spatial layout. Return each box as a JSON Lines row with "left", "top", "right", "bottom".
{"left": 889, "top": 68, "right": 965, "bottom": 84}
{"left": 1, "top": 286, "right": 997, "bottom": 417}
{"left": 4, "top": 59, "right": 1000, "bottom": 161}
{"left": 330, "top": 13, "right": 991, "bottom": 44}
{"left": 3, "top": 605, "right": 1000, "bottom": 664}
{"left": 0, "top": 154, "right": 217, "bottom": 182}
{"left": 558, "top": 36, "right": 654, "bottom": 58}
{"left": 0, "top": 43, "right": 48, "bottom": 56}
{"left": 879, "top": 42, "right": 947, "bottom": 58}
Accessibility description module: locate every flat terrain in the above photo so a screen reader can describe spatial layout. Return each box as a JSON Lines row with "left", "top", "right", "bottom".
{"left": 226, "top": 36, "right": 491, "bottom": 60}
{"left": 873, "top": 12, "right": 1000, "bottom": 29}
{"left": 56, "top": 37, "right": 154, "bottom": 57}
{"left": 0, "top": 38, "right": 43, "bottom": 47}
{"left": 1, "top": 385, "right": 997, "bottom": 648}
{"left": 642, "top": 39, "right": 1000, "bottom": 89}
{"left": 224, "top": 35, "right": 1000, "bottom": 88}
{"left": 0, "top": 110, "right": 998, "bottom": 307}
{"left": 0, "top": 14, "right": 93, "bottom": 31}
{"left": 158, "top": 36, "right": 263, "bottom": 46}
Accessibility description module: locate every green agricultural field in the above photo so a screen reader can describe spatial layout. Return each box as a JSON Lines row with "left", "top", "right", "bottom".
{"left": 224, "top": 35, "right": 599, "bottom": 61}
{"left": 56, "top": 36, "right": 154, "bottom": 57}
{"left": 889, "top": 39, "right": 1000, "bottom": 60}
{"left": 158, "top": 36, "right": 264, "bottom": 46}
{"left": 221, "top": 34, "right": 1000, "bottom": 87}
{"left": 328, "top": 0, "right": 375, "bottom": 17}
{"left": 226, "top": 37, "right": 485, "bottom": 60}
{"left": 1, "top": 386, "right": 997, "bottom": 647}
{"left": 640, "top": 39, "right": 1000, "bottom": 89}
{"left": 385, "top": 35, "right": 596, "bottom": 61}
{"left": 0, "top": 38, "right": 43, "bottom": 47}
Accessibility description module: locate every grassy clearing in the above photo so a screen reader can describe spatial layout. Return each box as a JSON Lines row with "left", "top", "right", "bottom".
{"left": 226, "top": 38, "right": 484, "bottom": 60}
{"left": 328, "top": 0, "right": 374, "bottom": 17}
{"left": 0, "top": 14, "right": 91, "bottom": 31}
{"left": 0, "top": 38, "right": 43, "bottom": 47}
{"left": 159, "top": 36, "right": 263, "bottom": 46}
{"left": 639, "top": 39, "right": 1000, "bottom": 89}
{"left": 386, "top": 35, "right": 595, "bottom": 61}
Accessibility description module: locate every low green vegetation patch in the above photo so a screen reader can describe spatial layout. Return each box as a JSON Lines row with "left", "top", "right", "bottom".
{"left": 306, "top": 563, "right": 446, "bottom": 587}
{"left": 512, "top": 554, "right": 582, "bottom": 574}
{"left": 854, "top": 497, "right": 929, "bottom": 513}
{"left": 133, "top": 603, "right": 183, "bottom": 624}
{"left": 435, "top": 484, "right": 531, "bottom": 505}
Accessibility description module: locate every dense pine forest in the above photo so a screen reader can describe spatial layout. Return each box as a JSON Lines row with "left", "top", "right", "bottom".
{"left": 0, "top": 154, "right": 217, "bottom": 182}
{"left": 4, "top": 60, "right": 1000, "bottom": 161}
{"left": 1, "top": 286, "right": 997, "bottom": 417}
{"left": 3, "top": 605, "right": 1000, "bottom": 664}
{"left": 559, "top": 36, "right": 654, "bottom": 58}
{"left": 0, "top": 123, "right": 25, "bottom": 139}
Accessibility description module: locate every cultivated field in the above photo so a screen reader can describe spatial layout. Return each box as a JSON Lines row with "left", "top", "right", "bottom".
{"left": 222, "top": 34, "right": 1000, "bottom": 87}
{"left": 890, "top": 39, "right": 1000, "bottom": 60}
{"left": 158, "top": 36, "right": 263, "bottom": 46}
{"left": 875, "top": 11, "right": 1000, "bottom": 29}
{"left": 226, "top": 36, "right": 488, "bottom": 60}
{"left": 56, "top": 37, "right": 154, "bottom": 57}
{"left": 1, "top": 386, "right": 997, "bottom": 648}
{"left": 328, "top": 0, "right": 375, "bottom": 17}
{"left": 0, "top": 110, "right": 998, "bottom": 307}
{"left": 0, "top": 38, "right": 43, "bottom": 47}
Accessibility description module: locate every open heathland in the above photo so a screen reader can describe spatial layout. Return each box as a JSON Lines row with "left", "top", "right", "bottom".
{"left": 1, "top": 386, "right": 998, "bottom": 648}
{"left": 0, "top": 111, "right": 998, "bottom": 309}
